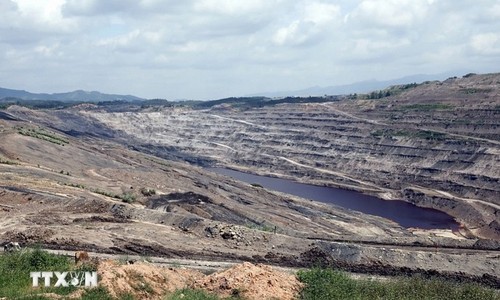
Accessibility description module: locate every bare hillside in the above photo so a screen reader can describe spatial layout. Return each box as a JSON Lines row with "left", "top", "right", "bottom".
{"left": 0, "top": 73, "right": 499, "bottom": 285}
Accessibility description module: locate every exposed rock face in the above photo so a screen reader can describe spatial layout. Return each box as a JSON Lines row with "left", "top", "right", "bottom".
{"left": 82, "top": 74, "right": 499, "bottom": 240}
{"left": 1, "top": 73, "right": 499, "bottom": 283}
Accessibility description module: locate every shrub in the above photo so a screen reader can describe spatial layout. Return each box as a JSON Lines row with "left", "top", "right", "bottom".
{"left": 80, "top": 287, "right": 114, "bottom": 300}
{"left": 167, "top": 288, "right": 221, "bottom": 300}
{"left": 140, "top": 188, "right": 156, "bottom": 197}
{"left": 297, "top": 268, "right": 500, "bottom": 300}
{"left": 0, "top": 158, "right": 18, "bottom": 165}
{"left": 119, "top": 192, "right": 137, "bottom": 203}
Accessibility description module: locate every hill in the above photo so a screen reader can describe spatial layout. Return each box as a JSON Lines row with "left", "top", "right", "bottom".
{"left": 0, "top": 72, "right": 499, "bottom": 294}
{"left": 0, "top": 87, "right": 144, "bottom": 102}
{"left": 247, "top": 72, "right": 460, "bottom": 97}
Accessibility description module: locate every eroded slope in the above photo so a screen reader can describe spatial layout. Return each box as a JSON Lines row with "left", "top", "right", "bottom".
{"left": 82, "top": 74, "right": 500, "bottom": 240}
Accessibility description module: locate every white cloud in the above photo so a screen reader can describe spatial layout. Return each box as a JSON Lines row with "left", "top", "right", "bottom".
{"left": 273, "top": 2, "right": 341, "bottom": 46}
{"left": 13, "top": 0, "right": 75, "bottom": 30}
{"left": 350, "top": 0, "right": 431, "bottom": 29}
{"left": 0, "top": 0, "right": 498, "bottom": 99}
{"left": 303, "top": 2, "right": 341, "bottom": 25}
{"left": 62, "top": 0, "right": 137, "bottom": 16}
{"left": 194, "top": 0, "right": 270, "bottom": 15}
{"left": 470, "top": 33, "right": 500, "bottom": 56}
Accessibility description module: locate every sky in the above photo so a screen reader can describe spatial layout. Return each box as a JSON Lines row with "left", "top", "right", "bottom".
{"left": 0, "top": 0, "right": 499, "bottom": 100}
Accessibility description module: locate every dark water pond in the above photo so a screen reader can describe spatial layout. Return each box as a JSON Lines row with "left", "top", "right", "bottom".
{"left": 209, "top": 167, "right": 459, "bottom": 230}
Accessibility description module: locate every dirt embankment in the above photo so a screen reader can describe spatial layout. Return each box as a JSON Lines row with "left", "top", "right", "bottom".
{"left": 98, "top": 260, "right": 302, "bottom": 300}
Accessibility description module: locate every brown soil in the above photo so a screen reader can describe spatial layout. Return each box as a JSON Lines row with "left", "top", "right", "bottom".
{"left": 193, "top": 262, "right": 303, "bottom": 300}
{"left": 0, "top": 74, "right": 499, "bottom": 294}
{"left": 98, "top": 260, "right": 204, "bottom": 300}
{"left": 97, "top": 260, "right": 302, "bottom": 300}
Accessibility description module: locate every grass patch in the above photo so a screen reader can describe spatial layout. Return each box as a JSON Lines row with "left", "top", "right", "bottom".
{"left": 245, "top": 222, "right": 277, "bottom": 233}
{"left": 118, "top": 192, "right": 137, "bottom": 203}
{"left": 65, "top": 182, "right": 86, "bottom": 189}
{"left": 59, "top": 170, "right": 71, "bottom": 176}
{"left": 92, "top": 189, "right": 136, "bottom": 203}
{"left": 0, "top": 158, "right": 19, "bottom": 165}
{"left": 167, "top": 288, "right": 222, "bottom": 300}
{"left": 167, "top": 288, "right": 245, "bottom": 300}
{"left": 92, "top": 189, "right": 117, "bottom": 198}
{"left": 0, "top": 248, "right": 76, "bottom": 299}
{"left": 80, "top": 286, "right": 114, "bottom": 300}
{"left": 297, "top": 268, "right": 500, "bottom": 300}
{"left": 140, "top": 187, "right": 156, "bottom": 197}
{"left": 17, "top": 127, "right": 69, "bottom": 146}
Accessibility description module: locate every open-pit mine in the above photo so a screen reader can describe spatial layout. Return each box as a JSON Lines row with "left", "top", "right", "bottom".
{"left": 0, "top": 73, "right": 499, "bottom": 287}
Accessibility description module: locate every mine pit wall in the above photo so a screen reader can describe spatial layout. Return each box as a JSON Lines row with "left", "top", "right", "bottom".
{"left": 86, "top": 105, "right": 499, "bottom": 241}
{"left": 308, "top": 242, "right": 500, "bottom": 289}
{"left": 403, "top": 188, "right": 499, "bottom": 240}
{"left": 5, "top": 103, "right": 499, "bottom": 241}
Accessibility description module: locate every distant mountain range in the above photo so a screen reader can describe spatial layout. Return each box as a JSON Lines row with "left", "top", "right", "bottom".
{"left": 1, "top": 71, "right": 468, "bottom": 102}
{"left": 247, "top": 72, "right": 463, "bottom": 98}
{"left": 0, "top": 87, "right": 144, "bottom": 102}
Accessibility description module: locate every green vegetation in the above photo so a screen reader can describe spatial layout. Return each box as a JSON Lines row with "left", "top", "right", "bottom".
{"left": 166, "top": 288, "right": 244, "bottom": 300}
{"left": 60, "top": 170, "right": 71, "bottom": 176}
{"left": 0, "top": 248, "right": 75, "bottom": 299}
{"left": 118, "top": 192, "right": 137, "bottom": 203}
{"left": 167, "top": 289, "right": 221, "bottom": 300}
{"left": 140, "top": 187, "right": 156, "bottom": 197}
{"left": 65, "top": 182, "right": 86, "bottom": 189}
{"left": 366, "top": 90, "right": 391, "bottom": 99}
{"left": 360, "top": 83, "right": 420, "bottom": 100}
{"left": 2, "top": 250, "right": 498, "bottom": 300}
{"left": 17, "top": 127, "right": 69, "bottom": 146}
{"left": 79, "top": 287, "right": 114, "bottom": 300}
{"left": 91, "top": 188, "right": 116, "bottom": 198}
{"left": 297, "top": 268, "right": 499, "bottom": 300}
{"left": 91, "top": 189, "right": 136, "bottom": 203}
{"left": 245, "top": 222, "right": 277, "bottom": 233}
{"left": 0, "top": 157, "right": 19, "bottom": 165}
{"left": 0, "top": 99, "right": 83, "bottom": 110}
{"left": 0, "top": 249, "right": 119, "bottom": 300}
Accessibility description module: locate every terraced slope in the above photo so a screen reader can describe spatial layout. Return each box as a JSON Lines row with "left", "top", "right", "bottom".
{"left": 1, "top": 74, "right": 500, "bottom": 283}
{"left": 84, "top": 74, "right": 500, "bottom": 240}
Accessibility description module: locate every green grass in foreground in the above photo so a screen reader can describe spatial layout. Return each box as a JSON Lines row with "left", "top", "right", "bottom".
{"left": 2, "top": 250, "right": 498, "bottom": 300}
{"left": 167, "top": 288, "right": 221, "bottom": 300}
{"left": 298, "top": 268, "right": 500, "bottom": 300}
{"left": 0, "top": 248, "right": 75, "bottom": 299}
{"left": 166, "top": 288, "right": 245, "bottom": 300}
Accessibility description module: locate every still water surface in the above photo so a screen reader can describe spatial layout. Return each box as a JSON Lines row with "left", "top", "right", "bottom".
{"left": 209, "top": 167, "right": 459, "bottom": 230}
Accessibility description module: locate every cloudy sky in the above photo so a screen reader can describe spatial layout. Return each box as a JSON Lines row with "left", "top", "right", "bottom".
{"left": 1, "top": 0, "right": 499, "bottom": 99}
